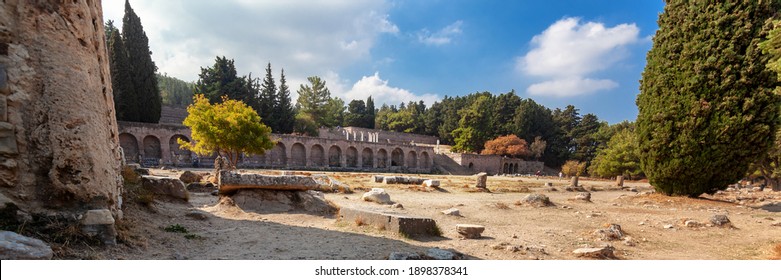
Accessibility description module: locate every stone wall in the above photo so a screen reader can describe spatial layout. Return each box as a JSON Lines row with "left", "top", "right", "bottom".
{"left": 118, "top": 122, "right": 435, "bottom": 173}
{"left": 447, "top": 153, "right": 543, "bottom": 175}
{"left": 318, "top": 126, "right": 440, "bottom": 145}
{"left": 0, "top": 1, "right": 122, "bottom": 216}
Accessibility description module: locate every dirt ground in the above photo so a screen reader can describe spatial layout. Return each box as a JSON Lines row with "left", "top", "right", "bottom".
{"left": 97, "top": 169, "right": 781, "bottom": 260}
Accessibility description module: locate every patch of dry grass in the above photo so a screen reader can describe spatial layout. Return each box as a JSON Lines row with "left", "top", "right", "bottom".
{"left": 495, "top": 202, "right": 511, "bottom": 210}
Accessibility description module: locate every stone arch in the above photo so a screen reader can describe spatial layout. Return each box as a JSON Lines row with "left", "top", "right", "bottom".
{"left": 311, "top": 144, "right": 325, "bottom": 167}
{"left": 328, "top": 145, "right": 342, "bottom": 167}
{"left": 361, "top": 148, "right": 373, "bottom": 168}
{"left": 407, "top": 150, "right": 417, "bottom": 168}
{"left": 346, "top": 146, "right": 358, "bottom": 168}
{"left": 513, "top": 163, "right": 519, "bottom": 174}
{"left": 377, "top": 149, "right": 388, "bottom": 168}
{"left": 391, "top": 148, "right": 404, "bottom": 167}
{"left": 142, "top": 135, "right": 161, "bottom": 159}
{"left": 468, "top": 162, "right": 474, "bottom": 170}
{"left": 119, "top": 133, "right": 139, "bottom": 163}
{"left": 291, "top": 143, "right": 306, "bottom": 167}
{"left": 270, "top": 142, "right": 287, "bottom": 166}
{"left": 503, "top": 163, "right": 509, "bottom": 174}
{"left": 169, "top": 134, "right": 191, "bottom": 166}
{"left": 420, "top": 152, "right": 430, "bottom": 169}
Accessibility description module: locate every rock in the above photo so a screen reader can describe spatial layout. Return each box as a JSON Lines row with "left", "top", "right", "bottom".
{"left": 373, "top": 175, "right": 385, "bottom": 183}
{"left": 186, "top": 210, "right": 209, "bottom": 220}
{"left": 231, "top": 189, "right": 337, "bottom": 215}
{"left": 456, "top": 224, "right": 485, "bottom": 239}
{"left": 179, "top": 171, "right": 203, "bottom": 184}
{"left": 710, "top": 215, "right": 732, "bottom": 227}
{"left": 388, "top": 252, "right": 421, "bottom": 260}
{"left": 141, "top": 176, "right": 189, "bottom": 202}
{"left": 382, "top": 176, "right": 426, "bottom": 185}
{"left": 622, "top": 237, "right": 636, "bottom": 247}
{"left": 0, "top": 192, "right": 15, "bottom": 211}
{"left": 491, "top": 242, "right": 511, "bottom": 250}
{"left": 362, "top": 188, "right": 392, "bottom": 204}
{"left": 564, "top": 186, "right": 587, "bottom": 192}
{"left": 425, "top": 248, "right": 457, "bottom": 260}
{"left": 441, "top": 208, "right": 461, "bottom": 216}
{"left": 423, "top": 179, "right": 440, "bottom": 188}
{"left": 628, "top": 187, "right": 638, "bottom": 192}
{"left": 684, "top": 220, "right": 702, "bottom": 228}
{"left": 220, "top": 172, "right": 331, "bottom": 193}
{"left": 544, "top": 182, "right": 553, "bottom": 187}
{"left": 616, "top": 176, "right": 624, "bottom": 187}
{"left": 570, "top": 176, "right": 579, "bottom": 187}
{"left": 206, "top": 175, "right": 218, "bottom": 184}
{"left": 574, "top": 192, "right": 591, "bottom": 202}
{"left": 520, "top": 194, "right": 554, "bottom": 207}
{"left": 594, "top": 224, "right": 624, "bottom": 241}
{"left": 771, "top": 221, "right": 781, "bottom": 227}
{"left": 475, "top": 173, "right": 488, "bottom": 188}
{"left": 391, "top": 203, "right": 404, "bottom": 209}
{"left": 186, "top": 182, "right": 216, "bottom": 193}
{"left": 573, "top": 245, "right": 615, "bottom": 259}
{"left": 545, "top": 187, "right": 558, "bottom": 192}
{"left": 0, "top": 231, "right": 53, "bottom": 260}
{"left": 80, "top": 209, "right": 117, "bottom": 245}
{"left": 664, "top": 224, "right": 674, "bottom": 229}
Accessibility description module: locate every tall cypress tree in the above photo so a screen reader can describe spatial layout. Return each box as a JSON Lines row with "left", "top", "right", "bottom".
{"left": 123, "top": 0, "right": 161, "bottom": 123}
{"left": 275, "top": 69, "right": 295, "bottom": 133}
{"left": 259, "top": 62, "right": 278, "bottom": 131}
{"left": 637, "top": 0, "right": 780, "bottom": 196}
{"left": 106, "top": 22, "right": 139, "bottom": 122}
{"left": 365, "top": 96, "right": 376, "bottom": 129}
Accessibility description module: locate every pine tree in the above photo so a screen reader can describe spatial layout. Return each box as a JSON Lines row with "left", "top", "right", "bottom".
{"left": 259, "top": 63, "right": 278, "bottom": 131}
{"left": 296, "top": 76, "right": 332, "bottom": 129}
{"left": 122, "top": 0, "right": 161, "bottom": 123}
{"left": 275, "top": 69, "right": 295, "bottom": 133}
{"left": 194, "top": 56, "right": 253, "bottom": 106}
{"left": 636, "top": 0, "right": 781, "bottom": 196}
{"left": 106, "top": 21, "right": 139, "bottom": 122}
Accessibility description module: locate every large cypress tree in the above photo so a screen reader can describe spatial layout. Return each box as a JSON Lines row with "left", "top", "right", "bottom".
{"left": 106, "top": 21, "right": 139, "bottom": 122}
{"left": 365, "top": 96, "right": 376, "bottom": 129}
{"left": 275, "top": 69, "right": 295, "bottom": 133}
{"left": 122, "top": 0, "right": 161, "bottom": 123}
{"left": 259, "top": 62, "right": 278, "bottom": 131}
{"left": 637, "top": 0, "right": 780, "bottom": 196}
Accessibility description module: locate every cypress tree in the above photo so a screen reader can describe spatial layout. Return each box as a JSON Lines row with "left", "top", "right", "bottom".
{"left": 637, "top": 0, "right": 781, "bottom": 197}
{"left": 260, "top": 62, "right": 278, "bottom": 131}
{"left": 275, "top": 69, "right": 295, "bottom": 133}
{"left": 365, "top": 96, "right": 376, "bottom": 129}
{"left": 107, "top": 25, "right": 139, "bottom": 122}
{"left": 122, "top": 0, "right": 161, "bottom": 123}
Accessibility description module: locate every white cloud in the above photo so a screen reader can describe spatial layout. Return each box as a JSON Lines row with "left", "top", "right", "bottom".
{"left": 527, "top": 78, "right": 618, "bottom": 97}
{"left": 340, "top": 72, "right": 440, "bottom": 107}
{"left": 519, "top": 17, "right": 640, "bottom": 97}
{"left": 102, "top": 0, "right": 398, "bottom": 90}
{"left": 417, "top": 20, "right": 463, "bottom": 46}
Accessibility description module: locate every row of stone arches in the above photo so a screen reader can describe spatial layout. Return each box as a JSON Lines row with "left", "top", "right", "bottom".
{"left": 256, "top": 142, "right": 430, "bottom": 170}
{"left": 503, "top": 162, "right": 520, "bottom": 174}
{"left": 119, "top": 133, "right": 193, "bottom": 166}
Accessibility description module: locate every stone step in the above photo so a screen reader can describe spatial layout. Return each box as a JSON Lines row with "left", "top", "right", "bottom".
{"left": 339, "top": 207, "right": 439, "bottom": 237}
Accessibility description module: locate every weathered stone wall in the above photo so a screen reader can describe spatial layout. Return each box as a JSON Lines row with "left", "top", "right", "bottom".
{"left": 448, "top": 153, "right": 543, "bottom": 175}
{"left": 118, "top": 122, "right": 435, "bottom": 173}
{"left": 0, "top": 1, "right": 122, "bottom": 216}
{"left": 318, "top": 126, "right": 440, "bottom": 145}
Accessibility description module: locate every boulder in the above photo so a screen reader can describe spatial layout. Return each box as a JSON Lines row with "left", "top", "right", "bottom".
{"left": 388, "top": 252, "right": 421, "bottom": 260}
{"left": 220, "top": 171, "right": 336, "bottom": 193}
{"left": 186, "top": 182, "right": 216, "bottom": 193}
{"left": 362, "top": 188, "right": 392, "bottom": 204}
{"left": 684, "top": 220, "right": 703, "bottom": 228}
{"left": 710, "top": 215, "right": 732, "bottom": 227}
{"left": 594, "top": 224, "right": 624, "bottom": 241}
{"left": 573, "top": 245, "right": 615, "bottom": 259}
{"left": 179, "top": 171, "right": 202, "bottom": 184}
{"left": 456, "top": 224, "right": 485, "bottom": 239}
{"left": 520, "top": 194, "right": 554, "bottom": 207}
{"left": 0, "top": 231, "right": 53, "bottom": 259}
{"left": 441, "top": 208, "right": 461, "bottom": 216}
{"left": 373, "top": 175, "right": 385, "bottom": 183}
{"left": 80, "top": 209, "right": 117, "bottom": 245}
{"left": 475, "top": 173, "right": 488, "bottom": 188}
{"left": 425, "top": 248, "right": 457, "bottom": 260}
{"left": 574, "top": 192, "right": 591, "bottom": 202}
{"left": 423, "top": 179, "right": 440, "bottom": 188}
{"left": 141, "top": 175, "right": 189, "bottom": 202}
{"left": 231, "top": 189, "right": 337, "bottom": 216}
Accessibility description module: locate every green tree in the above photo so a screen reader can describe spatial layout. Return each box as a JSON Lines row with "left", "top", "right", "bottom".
{"left": 157, "top": 73, "right": 194, "bottom": 108}
{"left": 258, "top": 62, "right": 277, "bottom": 131}
{"left": 344, "top": 99, "right": 368, "bottom": 127}
{"left": 589, "top": 129, "right": 643, "bottom": 179}
{"left": 275, "top": 69, "right": 296, "bottom": 134}
{"left": 636, "top": 0, "right": 781, "bottom": 196}
{"left": 295, "top": 76, "right": 336, "bottom": 134}
{"left": 323, "top": 97, "right": 346, "bottom": 128}
{"left": 195, "top": 56, "right": 253, "bottom": 105}
{"left": 451, "top": 95, "right": 492, "bottom": 153}
{"left": 106, "top": 20, "right": 139, "bottom": 122}
{"left": 122, "top": 0, "right": 161, "bottom": 123}
{"left": 365, "top": 96, "right": 376, "bottom": 129}
{"left": 179, "top": 94, "right": 275, "bottom": 167}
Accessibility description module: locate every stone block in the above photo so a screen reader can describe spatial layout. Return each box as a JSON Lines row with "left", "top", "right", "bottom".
{"left": 476, "top": 172, "right": 487, "bottom": 188}
{"left": 423, "top": 179, "right": 440, "bottom": 188}
{"left": 80, "top": 209, "right": 117, "bottom": 245}
{"left": 141, "top": 175, "right": 189, "bottom": 202}
{"left": 456, "top": 224, "right": 485, "bottom": 239}
{"left": 339, "top": 207, "right": 439, "bottom": 237}
{"left": 0, "top": 122, "right": 17, "bottom": 155}
{"left": 573, "top": 246, "right": 615, "bottom": 259}
{"left": 81, "top": 209, "right": 115, "bottom": 225}
{"left": 362, "top": 188, "right": 391, "bottom": 204}
{"left": 0, "top": 64, "right": 8, "bottom": 95}
{"left": 373, "top": 175, "right": 384, "bottom": 183}
{"left": 0, "top": 231, "right": 53, "bottom": 260}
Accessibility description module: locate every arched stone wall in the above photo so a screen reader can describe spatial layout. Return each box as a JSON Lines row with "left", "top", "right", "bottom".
{"left": 169, "top": 134, "right": 191, "bottom": 166}
{"left": 362, "top": 148, "right": 374, "bottom": 168}
{"left": 420, "top": 152, "right": 430, "bottom": 169}
{"left": 119, "top": 133, "right": 139, "bottom": 163}
{"left": 142, "top": 135, "right": 162, "bottom": 159}
{"left": 328, "top": 145, "right": 342, "bottom": 167}
{"left": 377, "top": 149, "right": 388, "bottom": 169}
{"left": 346, "top": 147, "right": 358, "bottom": 168}
{"left": 311, "top": 144, "right": 325, "bottom": 167}
{"left": 269, "top": 142, "right": 287, "bottom": 166}
{"left": 407, "top": 150, "right": 418, "bottom": 168}
{"left": 291, "top": 143, "right": 306, "bottom": 167}
{"left": 391, "top": 148, "right": 404, "bottom": 167}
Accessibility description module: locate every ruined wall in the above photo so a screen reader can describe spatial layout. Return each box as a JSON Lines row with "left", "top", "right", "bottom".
{"left": 318, "top": 127, "right": 440, "bottom": 145}
{"left": 0, "top": 1, "right": 122, "bottom": 216}
{"left": 450, "top": 153, "right": 544, "bottom": 175}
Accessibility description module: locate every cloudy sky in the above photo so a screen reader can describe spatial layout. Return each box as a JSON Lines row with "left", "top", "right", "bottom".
{"left": 103, "top": 0, "right": 664, "bottom": 124}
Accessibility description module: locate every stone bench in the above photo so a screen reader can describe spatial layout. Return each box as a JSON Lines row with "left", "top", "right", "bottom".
{"left": 339, "top": 207, "right": 439, "bottom": 237}
{"left": 218, "top": 171, "right": 328, "bottom": 194}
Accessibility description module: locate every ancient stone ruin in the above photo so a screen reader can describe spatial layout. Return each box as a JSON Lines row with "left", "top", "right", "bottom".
{"left": 0, "top": 1, "right": 123, "bottom": 248}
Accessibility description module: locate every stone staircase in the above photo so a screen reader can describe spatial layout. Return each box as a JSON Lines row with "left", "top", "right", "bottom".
{"left": 433, "top": 153, "right": 473, "bottom": 175}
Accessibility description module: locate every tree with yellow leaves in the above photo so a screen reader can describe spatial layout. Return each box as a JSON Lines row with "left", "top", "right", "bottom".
{"left": 179, "top": 94, "right": 275, "bottom": 167}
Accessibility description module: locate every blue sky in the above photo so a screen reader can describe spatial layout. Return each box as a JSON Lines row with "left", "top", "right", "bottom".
{"left": 103, "top": 0, "right": 665, "bottom": 124}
